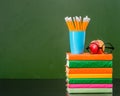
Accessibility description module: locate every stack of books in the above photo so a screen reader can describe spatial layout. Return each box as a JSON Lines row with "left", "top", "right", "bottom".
{"left": 66, "top": 53, "right": 113, "bottom": 93}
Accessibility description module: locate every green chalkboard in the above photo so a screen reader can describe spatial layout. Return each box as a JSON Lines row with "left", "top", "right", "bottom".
{"left": 0, "top": 0, "right": 119, "bottom": 78}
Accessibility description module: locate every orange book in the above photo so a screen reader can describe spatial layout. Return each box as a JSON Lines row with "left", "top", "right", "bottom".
{"left": 66, "top": 53, "right": 113, "bottom": 60}
{"left": 66, "top": 67, "right": 112, "bottom": 74}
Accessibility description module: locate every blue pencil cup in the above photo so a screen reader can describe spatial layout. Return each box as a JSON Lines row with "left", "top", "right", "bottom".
{"left": 69, "top": 31, "right": 86, "bottom": 54}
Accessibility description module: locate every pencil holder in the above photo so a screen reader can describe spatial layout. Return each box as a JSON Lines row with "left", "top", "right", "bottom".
{"left": 69, "top": 31, "right": 86, "bottom": 54}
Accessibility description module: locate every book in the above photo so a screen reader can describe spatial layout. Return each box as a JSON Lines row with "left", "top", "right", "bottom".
{"left": 66, "top": 60, "right": 112, "bottom": 68}
{"left": 67, "top": 78, "right": 112, "bottom": 84}
{"left": 67, "top": 74, "right": 112, "bottom": 78}
{"left": 66, "top": 53, "right": 113, "bottom": 60}
{"left": 67, "top": 84, "right": 113, "bottom": 88}
{"left": 66, "top": 67, "right": 112, "bottom": 74}
{"left": 67, "top": 88, "right": 112, "bottom": 93}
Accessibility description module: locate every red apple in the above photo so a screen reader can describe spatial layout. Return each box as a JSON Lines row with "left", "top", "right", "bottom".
{"left": 89, "top": 40, "right": 105, "bottom": 54}
{"left": 89, "top": 43, "right": 99, "bottom": 54}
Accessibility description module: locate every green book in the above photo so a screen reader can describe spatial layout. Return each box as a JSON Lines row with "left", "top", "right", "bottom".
{"left": 67, "top": 60, "right": 112, "bottom": 68}
{"left": 67, "top": 78, "right": 112, "bottom": 84}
